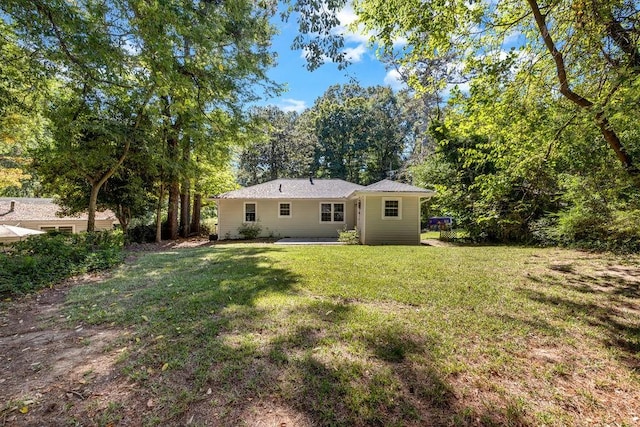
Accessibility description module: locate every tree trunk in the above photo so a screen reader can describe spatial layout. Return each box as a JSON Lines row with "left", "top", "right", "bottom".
{"left": 162, "top": 96, "right": 182, "bottom": 240}
{"left": 167, "top": 180, "right": 180, "bottom": 240}
{"left": 179, "top": 138, "right": 191, "bottom": 237}
{"left": 165, "top": 128, "right": 180, "bottom": 240}
{"left": 191, "top": 193, "right": 202, "bottom": 235}
{"left": 87, "top": 182, "right": 100, "bottom": 232}
{"left": 115, "top": 204, "right": 131, "bottom": 236}
{"left": 180, "top": 187, "right": 190, "bottom": 237}
{"left": 155, "top": 183, "right": 164, "bottom": 243}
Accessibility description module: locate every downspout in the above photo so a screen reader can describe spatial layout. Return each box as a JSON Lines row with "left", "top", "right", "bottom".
{"left": 361, "top": 195, "right": 367, "bottom": 245}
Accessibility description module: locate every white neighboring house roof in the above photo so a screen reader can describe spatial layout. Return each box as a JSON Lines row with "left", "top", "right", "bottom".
{"left": 0, "top": 198, "right": 117, "bottom": 223}
{"left": 215, "top": 178, "right": 434, "bottom": 199}
{"left": 0, "top": 224, "right": 45, "bottom": 238}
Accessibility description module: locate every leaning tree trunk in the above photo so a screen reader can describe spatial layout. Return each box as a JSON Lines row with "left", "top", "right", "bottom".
{"left": 527, "top": 0, "right": 640, "bottom": 179}
{"left": 86, "top": 137, "right": 131, "bottom": 232}
{"left": 87, "top": 182, "right": 100, "bottom": 232}
{"left": 115, "top": 204, "right": 131, "bottom": 236}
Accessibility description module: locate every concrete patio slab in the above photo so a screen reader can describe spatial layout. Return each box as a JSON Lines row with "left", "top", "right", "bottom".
{"left": 274, "top": 237, "right": 344, "bottom": 245}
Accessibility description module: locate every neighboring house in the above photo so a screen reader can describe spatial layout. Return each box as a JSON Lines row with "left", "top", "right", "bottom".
{"left": 0, "top": 198, "right": 117, "bottom": 235}
{"left": 214, "top": 178, "right": 434, "bottom": 245}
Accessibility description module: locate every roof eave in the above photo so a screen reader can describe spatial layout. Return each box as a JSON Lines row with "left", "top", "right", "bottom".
{"left": 350, "top": 190, "right": 435, "bottom": 198}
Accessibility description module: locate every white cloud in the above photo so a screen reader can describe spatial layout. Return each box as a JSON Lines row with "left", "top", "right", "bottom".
{"left": 336, "top": 6, "right": 358, "bottom": 26}
{"left": 392, "top": 36, "right": 408, "bottom": 48}
{"left": 337, "top": 5, "right": 406, "bottom": 47}
{"left": 276, "top": 98, "right": 308, "bottom": 113}
{"left": 443, "top": 82, "right": 471, "bottom": 98}
{"left": 343, "top": 44, "right": 367, "bottom": 62}
{"left": 384, "top": 69, "right": 407, "bottom": 91}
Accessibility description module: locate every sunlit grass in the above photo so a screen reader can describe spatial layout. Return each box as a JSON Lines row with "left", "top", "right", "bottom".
{"left": 65, "top": 243, "right": 640, "bottom": 426}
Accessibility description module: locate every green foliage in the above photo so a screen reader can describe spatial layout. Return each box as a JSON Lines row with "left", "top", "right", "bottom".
{"left": 0, "top": 231, "right": 124, "bottom": 296}
{"left": 237, "top": 84, "right": 432, "bottom": 186}
{"left": 126, "top": 223, "right": 157, "bottom": 244}
{"left": 530, "top": 173, "right": 640, "bottom": 252}
{"left": 311, "top": 84, "right": 411, "bottom": 184}
{"left": 237, "top": 222, "right": 262, "bottom": 240}
{"left": 337, "top": 227, "right": 360, "bottom": 244}
{"left": 2, "top": 0, "right": 281, "bottom": 236}
{"left": 238, "top": 106, "right": 316, "bottom": 185}
{"left": 413, "top": 117, "right": 558, "bottom": 242}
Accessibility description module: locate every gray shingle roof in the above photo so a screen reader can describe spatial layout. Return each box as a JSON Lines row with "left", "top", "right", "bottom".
{"left": 359, "top": 179, "right": 434, "bottom": 194}
{"left": 0, "top": 198, "right": 116, "bottom": 221}
{"left": 216, "top": 179, "right": 364, "bottom": 199}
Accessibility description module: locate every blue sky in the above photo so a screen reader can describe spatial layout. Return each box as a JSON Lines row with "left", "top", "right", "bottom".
{"left": 262, "top": 7, "right": 406, "bottom": 113}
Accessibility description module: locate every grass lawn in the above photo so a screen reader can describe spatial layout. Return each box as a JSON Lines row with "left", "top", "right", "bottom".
{"left": 61, "top": 243, "right": 639, "bottom": 426}
{"left": 420, "top": 230, "right": 441, "bottom": 240}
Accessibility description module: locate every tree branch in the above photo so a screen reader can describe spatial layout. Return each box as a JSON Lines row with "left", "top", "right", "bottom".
{"left": 526, "top": 0, "right": 639, "bottom": 177}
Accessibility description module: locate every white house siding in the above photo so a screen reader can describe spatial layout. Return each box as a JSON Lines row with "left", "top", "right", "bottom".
{"left": 217, "top": 199, "right": 357, "bottom": 239}
{"left": 361, "top": 195, "right": 421, "bottom": 245}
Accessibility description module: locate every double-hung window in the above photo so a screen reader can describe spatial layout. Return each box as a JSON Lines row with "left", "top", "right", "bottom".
{"left": 382, "top": 198, "right": 402, "bottom": 220}
{"left": 278, "top": 202, "right": 291, "bottom": 218}
{"left": 320, "top": 202, "right": 345, "bottom": 223}
{"left": 244, "top": 202, "right": 256, "bottom": 222}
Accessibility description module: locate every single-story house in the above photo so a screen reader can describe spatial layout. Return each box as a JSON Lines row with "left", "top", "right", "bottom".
{"left": 0, "top": 198, "right": 117, "bottom": 237}
{"left": 214, "top": 178, "right": 434, "bottom": 245}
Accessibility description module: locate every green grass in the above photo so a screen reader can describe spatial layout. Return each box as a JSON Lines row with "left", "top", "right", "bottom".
{"left": 64, "top": 244, "right": 640, "bottom": 426}
{"left": 420, "top": 230, "right": 441, "bottom": 239}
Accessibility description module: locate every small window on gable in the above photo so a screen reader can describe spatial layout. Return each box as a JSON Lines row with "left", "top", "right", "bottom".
{"left": 382, "top": 198, "right": 402, "bottom": 220}
{"left": 278, "top": 202, "right": 291, "bottom": 218}
{"left": 320, "top": 203, "right": 345, "bottom": 223}
{"left": 244, "top": 202, "right": 256, "bottom": 222}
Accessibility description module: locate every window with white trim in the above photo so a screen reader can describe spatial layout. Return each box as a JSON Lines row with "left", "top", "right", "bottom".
{"left": 382, "top": 198, "right": 402, "bottom": 220}
{"left": 278, "top": 202, "right": 291, "bottom": 218}
{"left": 244, "top": 202, "right": 256, "bottom": 222}
{"left": 320, "top": 202, "right": 345, "bottom": 223}
{"left": 40, "top": 225, "right": 75, "bottom": 233}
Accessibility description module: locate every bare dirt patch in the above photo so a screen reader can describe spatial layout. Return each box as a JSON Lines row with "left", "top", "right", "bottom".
{"left": 0, "top": 274, "right": 145, "bottom": 426}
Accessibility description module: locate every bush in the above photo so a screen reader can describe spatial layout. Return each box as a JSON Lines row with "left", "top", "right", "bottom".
{"left": 337, "top": 227, "right": 360, "bottom": 244}
{"left": 237, "top": 222, "right": 262, "bottom": 240}
{"left": 126, "top": 223, "right": 157, "bottom": 243}
{"left": 0, "top": 230, "right": 125, "bottom": 297}
{"left": 530, "top": 209, "right": 640, "bottom": 253}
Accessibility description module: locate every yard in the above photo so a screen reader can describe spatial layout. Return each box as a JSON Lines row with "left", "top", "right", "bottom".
{"left": 1, "top": 242, "right": 639, "bottom": 426}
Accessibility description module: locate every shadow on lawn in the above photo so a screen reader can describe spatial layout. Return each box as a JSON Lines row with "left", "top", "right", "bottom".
{"left": 66, "top": 245, "right": 531, "bottom": 426}
{"left": 521, "top": 262, "right": 640, "bottom": 368}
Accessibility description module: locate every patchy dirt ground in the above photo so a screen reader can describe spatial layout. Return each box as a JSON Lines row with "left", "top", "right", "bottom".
{"left": 0, "top": 277, "right": 132, "bottom": 425}
{"left": 0, "top": 239, "right": 215, "bottom": 426}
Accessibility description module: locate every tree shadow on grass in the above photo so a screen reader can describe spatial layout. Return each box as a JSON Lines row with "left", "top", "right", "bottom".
{"left": 64, "top": 246, "right": 532, "bottom": 426}
{"left": 520, "top": 263, "right": 640, "bottom": 368}
{"left": 222, "top": 298, "right": 533, "bottom": 427}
